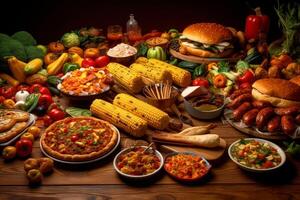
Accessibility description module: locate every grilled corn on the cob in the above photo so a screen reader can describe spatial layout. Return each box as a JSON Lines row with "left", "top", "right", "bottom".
{"left": 107, "top": 62, "right": 145, "bottom": 93}
{"left": 113, "top": 93, "right": 170, "bottom": 130}
{"left": 90, "top": 99, "right": 147, "bottom": 137}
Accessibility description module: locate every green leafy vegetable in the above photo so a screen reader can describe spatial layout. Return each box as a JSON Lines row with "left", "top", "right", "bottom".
{"left": 284, "top": 141, "right": 300, "bottom": 157}
{"left": 11, "top": 31, "right": 37, "bottom": 46}
{"left": 217, "top": 61, "right": 230, "bottom": 73}
{"left": 136, "top": 42, "right": 148, "bottom": 57}
{"left": 236, "top": 60, "right": 250, "bottom": 74}
{"left": 0, "top": 36, "right": 27, "bottom": 61}
{"left": 66, "top": 107, "right": 92, "bottom": 117}
{"left": 25, "top": 46, "right": 45, "bottom": 61}
{"left": 193, "top": 64, "right": 206, "bottom": 78}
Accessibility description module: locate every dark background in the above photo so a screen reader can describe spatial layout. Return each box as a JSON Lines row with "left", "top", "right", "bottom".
{"left": 0, "top": 0, "right": 292, "bottom": 44}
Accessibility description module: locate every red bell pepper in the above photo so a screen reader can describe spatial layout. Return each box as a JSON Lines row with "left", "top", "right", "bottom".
{"left": 95, "top": 56, "right": 110, "bottom": 68}
{"left": 38, "top": 94, "right": 53, "bottom": 108}
{"left": 82, "top": 58, "right": 96, "bottom": 68}
{"left": 245, "top": 7, "right": 269, "bottom": 40}
{"left": 238, "top": 70, "right": 255, "bottom": 84}
{"left": 15, "top": 139, "right": 33, "bottom": 158}
{"left": 30, "top": 84, "right": 51, "bottom": 95}
{"left": 192, "top": 77, "right": 209, "bottom": 88}
{"left": 0, "top": 86, "right": 16, "bottom": 99}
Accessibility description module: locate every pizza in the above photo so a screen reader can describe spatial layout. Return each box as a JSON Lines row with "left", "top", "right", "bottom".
{"left": 40, "top": 117, "right": 118, "bottom": 162}
{"left": 0, "top": 109, "right": 30, "bottom": 143}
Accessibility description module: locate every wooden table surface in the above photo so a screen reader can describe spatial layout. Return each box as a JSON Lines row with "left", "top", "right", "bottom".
{"left": 0, "top": 116, "right": 299, "bottom": 200}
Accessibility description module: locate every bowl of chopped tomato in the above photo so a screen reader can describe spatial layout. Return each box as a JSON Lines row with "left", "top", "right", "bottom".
{"left": 113, "top": 146, "right": 163, "bottom": 180}
{"left": 164, "top": 152, "right": 211, "bottom": 182}
{"left": 228, "top": 138, "right": 286, "bottom": 172}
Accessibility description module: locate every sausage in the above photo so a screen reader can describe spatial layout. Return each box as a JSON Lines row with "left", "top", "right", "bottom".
{"left": 230, "top": 88, "right": 251, "bottom": 100}
{"left": 242, "top": 108, "right": 259, "bottom": 126}
{"left": 274, "top": 106, "right": 300, "bottom": 116}
{"left": 233, "top": 102, "right": 252, "bottom": 121}
{"left": 281, "top": 115, "right": 297, "bottom": 135}
{"left": 227, "top": 93, "right": 252, "bottom": 109}
{"left": 267, "top": 115, "right": 281, "bottom": 133}
{"left": 295, "top": 114, "right": 300, "bottom": 125}
{"left": 252, "top": 100, "right": 272, "bottom": 109}
{"left": 256, "top": 107, "right": 274, "bottom": 130}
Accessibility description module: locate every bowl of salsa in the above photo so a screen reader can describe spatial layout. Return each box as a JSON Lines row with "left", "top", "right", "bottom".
{"left": 164, "top": 152, "right": 211, "bottom": 182}
{"left": 228, "top": 138, "right": 286, "bottom": 172}
{"left": 113, "top": 146, "right": 163, "bottom": 180}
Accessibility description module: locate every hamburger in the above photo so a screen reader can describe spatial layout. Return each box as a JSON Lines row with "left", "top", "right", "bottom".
{"left": 252, "top": 78, "right": 300, "bottom": 107}
{"left": 179, "top": 23, "right": 234, "bottom": 58}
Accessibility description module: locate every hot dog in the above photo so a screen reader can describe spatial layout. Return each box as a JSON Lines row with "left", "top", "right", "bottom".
{"left": 256, "top": 107, "right": 274, "bottom": 130}
{"left": 233, "top": 102, "right": 252, "bottom": 121}
{"left": 281, "top": 115, "right": 296, "bottom": 135}
{"left": 230, "top": 88, "right": 251, "bottom": 100}
{"left": 252, "top": 100, "right": 272, "bottom": 109}
{"left": 267, "top": 115, "right": 281, "bottom": 133}
{"left": 227, "top": 93, "right": 252, "bottom": 109}
{"left": 274, "top": 106, "right": 300, "bottom": 116}
{"left": 242, "top": 108, "right": 259, "bottom": 126}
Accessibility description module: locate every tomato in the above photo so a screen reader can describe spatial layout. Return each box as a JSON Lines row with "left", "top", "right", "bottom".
{"left": 1, "top": 86, "right": 16, "bottom": 99}
{"left": 30, "top": 85, "right": 51, "bottom": 95}
{"left": 42, "top": 115, "right": 53, "bottom": 127}
{"left": 17, "top": 84, "right": 30, "bottom": 92}
{"left": 48, "top": 108, "right": 65, "bottom": 121}
{"left": 82, "top": 58, "right": 96, "bottom": 68}
{"left": 213, "top": 74, "right": 227, "bottom": 88}
{"left": 39, "top": 87, "right": 51, "bottom": 95}
{"left": 192, "top": 77, "right": 209, "bottom": 88}
{"left": 238, "top": 70, "right": 255, "bottom": 84}
{"left": 15, "top": 139, "right": 33, "bottom": 158}
{"left": 95, "top": 56, "right": 110, "bottom": 68}
{"left": 2, "top": 146, "right": 17, "bottom": 160}
{"left": 38, "top": 94, "right": 53, "bottom": 108}
{"left": 262, "top": 160, "right": 274, "bottom": 168}
{"left": 71, "top": 135, "right": 79, "bottom": 142}
{"left": 27, "top": 126, "right": 41, "bottom": 139}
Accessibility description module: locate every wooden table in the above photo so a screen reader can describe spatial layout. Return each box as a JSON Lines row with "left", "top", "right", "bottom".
{"left": 0, "top": 117, "right": 300, "bottom": 200}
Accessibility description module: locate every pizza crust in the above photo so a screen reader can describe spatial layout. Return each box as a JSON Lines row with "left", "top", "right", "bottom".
{"left": 41, "top": 117, "right": 118, "bottom": 162}
{"left": 0, "top": 122, "right": 27, "bottom": 143}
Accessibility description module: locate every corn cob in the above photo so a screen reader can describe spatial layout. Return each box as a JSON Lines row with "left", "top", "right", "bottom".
{"left": 129, "top": 63, "right": 172, "bottom": 84}
{"left": 107, "top": 62, "right": 145, "bottom": 94}
{"left": 90, "top": 99, "right": 147, "bottom": 137}
{"left": 113, "top": 93, "right": 170, "bottom": 130}
{"left": 136, "top": 58, "right": 191, "bottom": 87}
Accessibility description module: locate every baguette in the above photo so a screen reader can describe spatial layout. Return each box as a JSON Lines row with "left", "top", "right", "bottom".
{"left": 177, "top": 124, "right": 216, "bottom": 136}
{"left": 152, "top": 132, "right": 220, "bottom": 148}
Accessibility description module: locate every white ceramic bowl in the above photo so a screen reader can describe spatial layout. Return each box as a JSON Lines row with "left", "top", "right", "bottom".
{"left": 113, "top": 146, "right": 164, "bottom": 180}
{"left": 228, "top": 138, "right": 286, "bottom": 172}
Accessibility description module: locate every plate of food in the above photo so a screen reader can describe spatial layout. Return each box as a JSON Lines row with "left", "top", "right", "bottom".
{"left": 0, "top": 109, "right": 36, "bottom": 146}
{"left": 169, "top": 23, "right": 244, "bottom": 64}
{"left": 57, "top": 67, "right": 113, "bottom": 100}
{"left": 164, "top": 152, "right": 211, "bottom": 182}
{"left": 40, "top": 116, "right": 120, "bottom": 164}
{"left": 224, "top": 78, "right": 300, "bottom": 139}
{"left": 113, "top": 145, "right": 163, "bottom": 180}
{"left": 228, "top": 138, "right": 286, "bottom": 172}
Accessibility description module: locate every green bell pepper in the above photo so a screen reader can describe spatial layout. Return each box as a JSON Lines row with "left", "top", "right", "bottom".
{"left": 63, "top": 63, "right": 80, "bottom": 74}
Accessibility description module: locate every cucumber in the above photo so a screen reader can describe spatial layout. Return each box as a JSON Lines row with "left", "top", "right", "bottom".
{"left": 178, "top": 61, "right": 198, "bottom": 69}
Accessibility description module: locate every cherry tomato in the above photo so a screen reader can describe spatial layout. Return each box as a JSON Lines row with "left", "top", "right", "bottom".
{"left": 192, "top": 77, "right": 209, "bottom": 88}
{"left": 71, "top": 135, "right": 79, "bottom": 142}
{"left": 82, "top": 58, "right": 96, "bottom": 68}
{"left": 48, "top": 108, "right": 65, "bottom": 121}
{"left": 1, "top": 86, "right": 16, "bottom": 99}
{"left": 238, "top": 70, "right": 255, "bottom": 84}
{"left": 95, "top": 56, "right": 110, "bottom": 68}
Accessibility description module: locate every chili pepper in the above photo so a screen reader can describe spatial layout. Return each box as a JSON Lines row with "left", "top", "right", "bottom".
{"left": 245, "top": 7, "right": 270, "bottom": 40}
{"left": 25, "top": 93, "right": 40, "bottom": 112}
{"left": 15, "top": 139, "right": 33, "bottom": 158}
{"left": 238, "top": 70, "right": 255, "bottom": 84}
{"left": 38, "top": 94, "right": 53, "bottom": 108}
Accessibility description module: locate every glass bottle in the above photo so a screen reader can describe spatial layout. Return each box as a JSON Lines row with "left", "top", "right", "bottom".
{"left": 126, "top": 14, "right": 142, "bottom": 43}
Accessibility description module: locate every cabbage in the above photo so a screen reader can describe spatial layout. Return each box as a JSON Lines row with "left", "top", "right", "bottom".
{"left": 61, "top": 33, "right": 80, "bottom": 48}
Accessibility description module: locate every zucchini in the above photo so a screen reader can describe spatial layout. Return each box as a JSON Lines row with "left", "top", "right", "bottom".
{"left": 178, "top": 61, "right": 198, "bottom": 69}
